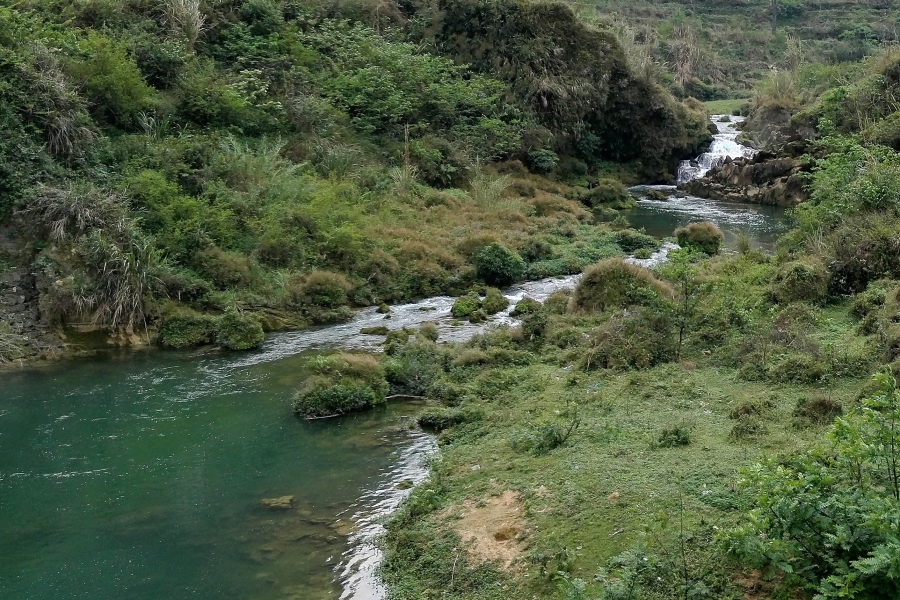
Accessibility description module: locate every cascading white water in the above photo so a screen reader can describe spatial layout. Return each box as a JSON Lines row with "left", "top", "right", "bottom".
{"left": 677, "top": 115, "right": 757, "bottom": 183}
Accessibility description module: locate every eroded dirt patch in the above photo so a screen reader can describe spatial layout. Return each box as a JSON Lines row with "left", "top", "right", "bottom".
{"left": 445, "top": 490, "right": 527, "bottom": 570}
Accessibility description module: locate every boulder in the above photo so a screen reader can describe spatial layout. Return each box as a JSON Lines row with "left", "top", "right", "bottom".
{"left": 678, "top": 154, "right": 809, "bottom": 207}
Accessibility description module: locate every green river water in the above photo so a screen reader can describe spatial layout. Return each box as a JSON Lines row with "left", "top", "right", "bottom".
{"left": 1, "top": 348, "right": 433, "bottom": 600}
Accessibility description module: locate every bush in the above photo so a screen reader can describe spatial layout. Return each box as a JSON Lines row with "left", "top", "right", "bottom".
{"left": 544, "top": 289, "right": 572, "bottom": 314}
{"left": 482, "top": 288, "right": 509, "bottom": 314}
{"left": 417, "top": 407, "right": 480, "bottom": 431}
{"left": 767, "top": 352, "right": 827, "bottom": 383}
{"left": 793, "top": 396, "right": 843, "bottom": 424}
{"left": 729, "top": 417, "right": 766, "bottom": 440}
{"left": 290, "top": 270, "right": 353, "bottom": 308}
{"left": 418, "top": 322, "right": 439, "bottom": 342}
{"left": 157, "top": 313, "right": 218, "bottom": 348}
{"left": 385, "top": 340, "right": 443, "bottom": 396}
{"left": 511, "top": 296, "right": 542, "bottom": 316}
{"left": 195, "top": 247, "right": 255, "bottom": 289}
{"left": 580, "top": 179, "right": 634, "bottom": 209}
{"left": 216, "top": 311, "right": 265, "bottom": 350}
{"left": 573, "top": 258, "right": 673, "bottom": 313}
{"left": 293, "top": 353, "right": 388, "bottom": 418}
{"left": 656, "top": 425, "right": 691, "bottom": 448}
{"left": 583, "top": 308, "right": 675, "bottom": 370}
{"left": 451, "top": 292, "right": 482, "bottom": 318}
{"left": 474, "top": 242, "right": 526, "bottom": 286}
{"left": 527, "top": 148, "right": 559, "bottom": 173}
{"left": 675, "top": 221, "right": 724, "bottom": 255}
{"left": 771, "top": 256, "right": 830, "bottom": 304}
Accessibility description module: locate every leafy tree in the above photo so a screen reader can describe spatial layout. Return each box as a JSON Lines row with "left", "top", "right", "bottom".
{"left": 728, "top": 369, "right": 900, "bottom": 599}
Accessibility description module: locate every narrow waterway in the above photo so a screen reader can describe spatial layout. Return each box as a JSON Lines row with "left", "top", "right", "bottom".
{"left": 0, "top": 115, "right": 786, "bottom": 600}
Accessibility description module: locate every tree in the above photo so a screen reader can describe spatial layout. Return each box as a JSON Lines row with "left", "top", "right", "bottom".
{"left": 728, "top": 369, "right": 900, "bottom": 598}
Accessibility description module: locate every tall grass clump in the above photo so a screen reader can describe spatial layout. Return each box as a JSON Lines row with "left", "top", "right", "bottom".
{"left": 293, "top": 353, "right": 388, "bottom": 418}
{"left": 572, "top": 258, "right": 673, "bottom": 313}
{"left": 675, "top": 221, "right": 724, "bottom": 255}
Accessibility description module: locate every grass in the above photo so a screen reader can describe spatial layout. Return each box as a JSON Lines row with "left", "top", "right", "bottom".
{"left": 703, "top": 98, "right": 749, "bottom": 115}
{"left": 381, "top": 252, "right": 878, "bottom": 599}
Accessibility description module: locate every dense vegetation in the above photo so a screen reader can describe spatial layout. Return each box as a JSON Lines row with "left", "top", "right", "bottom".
{"left": 369, "top": 39, "right": 900, "bottom": 600}
{"left": 6, "top": 1, "right": 900, "bottom": 600}
{"left": 0, "top": 0, "right": 713, "bottom": 360}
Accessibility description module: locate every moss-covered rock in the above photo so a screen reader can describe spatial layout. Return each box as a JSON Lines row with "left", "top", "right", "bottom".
{"left": 481, "top": 288, "right": 509, "bottom": 314}
{"left": 157, "top": 312, "right": 218, "bottom": 348}
{"left": 451, "top": 292, "right": 482, "bottom": 318}
{"left": 511, "top": 296, "right": 542, "bottom": 316}
{"left": 216, "top": 310, "right": 265, "bottom": 350}
{"left": 293, "top": 353, "right": 388, "bottom": 418}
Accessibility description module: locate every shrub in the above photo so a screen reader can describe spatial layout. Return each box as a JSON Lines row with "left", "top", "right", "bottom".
{"left": 291, "top": 270, "right": 353, "bottom": 308}
{"left": 573, "top": 258, "right": 673, "bottom": 313}
{"left": 451, "top": 293, "right": 482, "bottom": 318}
{"left": 793, "top": 396, "right": 843, "bottom": 424}
{"left": 729, "top": 417, "right": 766, "bottom": 440}
{"left": 851, "top": 280, "right": 891, "bottom": 319}
{"left": 633, "top": 248, "right": 652, "bottom": 259}
{"left": 511, "top": 296, "right": 542, "bottom": 316}
{"left": 417, "top": 407, "right": 480, "bottom": 431}
{"left": 656, "top": 425, "right": 691, "bottom": 448}
{"left": 417, "top": 322, "right": 439, "bottom": 342}
{"left": 157, "top": 312, "right": 218, "bottom": 348}
{"left": 195, "top": 247, "right": 254, "bottom": 289}
{"left": 544, "top": 289, "right": 572, "bottom": 314}
{"left": 481, "top": 288, "right": 509, "bottom": 314}
{"left": 216, "top": 310, "right": 265, "bottom": 350}
{"left": 771, "top": 256, "right": 830, "bottom": 304}
{"left": 614, "top": 229, "right": 659, "bottom": 252}
{"left": 675, "top": 221, "right": 724, "bottom": 255}
{"left": 767, "top": 352, "right": 827, "bottom": 383}
{"left": 474, "top": 242, "right": 526, "bottom": 286}
{"left": 385, "top": 340, "right": 443, "bottom": 396}
{"left": 527, "top": 148, "right": 559, "bottom": 173}
{"left": 583, "top": 308, "right": 675, "bottom": 370}
{"left": 580, "top": 179, "right": 634, "bottom": 209}
{"left": 293, "top": 353, "right": 388, "bottom": 418}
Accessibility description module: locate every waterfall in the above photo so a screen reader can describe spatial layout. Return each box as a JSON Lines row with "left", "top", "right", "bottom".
{"left": 677, "top": 115, "right": 757, "bottom": 183}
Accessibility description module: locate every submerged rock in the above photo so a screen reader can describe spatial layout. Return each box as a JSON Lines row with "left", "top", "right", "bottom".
{"left": 259, "top": 495, "right": 295, "bottom": 510}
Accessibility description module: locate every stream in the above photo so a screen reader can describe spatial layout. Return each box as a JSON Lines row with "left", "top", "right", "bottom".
{"left": 0, "top": 116, "right": 784, "bottom": 600}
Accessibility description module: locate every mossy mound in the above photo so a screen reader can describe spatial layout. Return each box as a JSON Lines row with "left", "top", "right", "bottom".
{"left": 511, "top": 296, "right": 542, "bottom": 317}
{"left": 451, "top": 293, "right": 482, "bottom": 318}
{"left": 482, "top": 288, "right": 509, "bottom": 314}
{"left": 157, "top": 313, "right": 218, "bottom": 348}
{"left": 216, "top": 311, "right": 265, "bottom": 350}
{"left": 573, "top": 258, "right": 673, "bottom": 313}
{"left": 675, "top": 221, "right": 724, "bottom": 255}
{"left": 293, "top": 353, "right": 388, "bottom": 418}
{"left": 771, "top": 256, "right": 830, "bottom": 304}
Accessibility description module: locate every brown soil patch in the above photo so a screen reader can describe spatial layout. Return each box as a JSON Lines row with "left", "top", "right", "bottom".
{"left": 446, "top": 490, "right": 527, "bottom": 570}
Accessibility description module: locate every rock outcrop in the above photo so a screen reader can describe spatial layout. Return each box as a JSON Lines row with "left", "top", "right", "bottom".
{"left": 0, "top": 267, "right": 64, "bottom": 361}
{"left": 678, "top": 152, "right": 809, "bottom": 207}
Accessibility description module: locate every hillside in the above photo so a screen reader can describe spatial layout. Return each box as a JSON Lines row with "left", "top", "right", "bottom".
{"left": 579, "top": 0, "right": 900, "bottom": 97}
{"left": 0, "top": 0, "right": 709, "bottom": 361}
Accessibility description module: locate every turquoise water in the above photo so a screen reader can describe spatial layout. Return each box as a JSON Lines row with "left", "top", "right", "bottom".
{"left": 623, "top": 189, "right": 789, "bottom": 250}
{"left": 1, "top": 348, "right": 432, "bottom": 600}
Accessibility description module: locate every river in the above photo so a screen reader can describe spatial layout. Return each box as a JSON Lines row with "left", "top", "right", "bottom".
{"left": 0, "top": 115, "right": 783, "bottom": 600}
